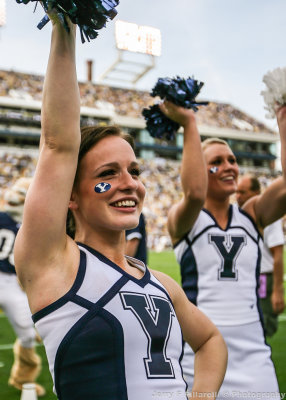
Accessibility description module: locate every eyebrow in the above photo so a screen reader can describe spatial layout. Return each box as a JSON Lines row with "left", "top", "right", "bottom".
{"left": 94, "top": 161, "right": 139, "bottom": 173}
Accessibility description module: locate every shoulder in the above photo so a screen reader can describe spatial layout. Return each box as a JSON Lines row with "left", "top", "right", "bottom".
{"left": 241, "top": 196, "right": 258, "bottom": 222}
{"left": 150, "top": 269, "right": 185, "bottom": 306}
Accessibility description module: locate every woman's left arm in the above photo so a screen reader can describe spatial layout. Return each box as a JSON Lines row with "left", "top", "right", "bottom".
{"left": 152, "top": 270, "right": 227, "bottom": 400}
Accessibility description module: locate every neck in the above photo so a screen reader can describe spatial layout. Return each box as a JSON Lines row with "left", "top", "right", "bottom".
{"left": 204, "top": 197, "right": 231, "bottom": 229}
{"left": 75, "top": 228, "right": 127, "bottom": 268}
{"left": 204, "top": 196, "right": 230, "bottom": 213}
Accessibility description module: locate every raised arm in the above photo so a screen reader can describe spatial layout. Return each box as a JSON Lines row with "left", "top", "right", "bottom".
{"left": 243, "top": 106, "right": 286, "bottom": 228}
{"left": 14, "top": 16, "right": 81, "bottom": 295}
{"left": 159, "top": 101, "right": 207, "bottom": 244}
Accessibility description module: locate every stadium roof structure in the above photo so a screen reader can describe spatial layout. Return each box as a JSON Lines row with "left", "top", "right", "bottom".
{"left": 0, "top": 68, "right": 277, "bottom": 142}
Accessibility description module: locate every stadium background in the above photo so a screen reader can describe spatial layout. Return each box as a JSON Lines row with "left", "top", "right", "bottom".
{"left": 0, "top": 66, "right": 285, "bottom": 398}
{"left": 0, "top": 2, "right": 285, "bottom": 397}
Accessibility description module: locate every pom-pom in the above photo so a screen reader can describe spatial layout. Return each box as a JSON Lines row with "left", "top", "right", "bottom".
{"left": 15, "top": 0, "right": 120, "bottom": 43}
{"left": 261, "top": 67, "right": 286, "bottom": 119}
{"left": 142, "top": 76, "right": 208, "bottom": 140}
{"left": 142, "top": 105, "right": 180, "bottom": 141}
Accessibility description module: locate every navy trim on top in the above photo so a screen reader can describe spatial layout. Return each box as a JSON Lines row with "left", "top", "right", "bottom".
{"left": 173, "top": 232, "right": 190, "bottom": 249}
{"left": 255, "top": 244, "right": 266, "bottom": 338}
{"left": 174, "top": 205, "right": 262, "bottom": 251}
{"left": 202, "top": 204, "right": 233, "bottom": 231}
{"left": 96, "top": 276, "right": 129, "bottom": 308}
{"left": 54, "top": 306, "right": 128, "bottom": 400}
{"left": 238, "top": 207, "right": 263, "bottom": 240}
{"left": 77, "top": 242, "right": 151, "bottom": 288}
{"left": 187, "top": 225, "right": 215, "bottom": 248}
{"left": 228, "top": 225, "right": 259, "bottom": 244}
{"left": 32, "top": 251, "right": 87, "bottom": 323}
{"left": 173, "top": 206, "right": 233, "bottom": 249}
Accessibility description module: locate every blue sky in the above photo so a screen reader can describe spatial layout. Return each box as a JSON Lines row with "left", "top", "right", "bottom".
{"left": 0, "top": 0, "right": 286, "bottom": 130}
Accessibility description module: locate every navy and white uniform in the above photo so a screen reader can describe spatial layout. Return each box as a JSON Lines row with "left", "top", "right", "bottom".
{"left": 0, "top": 212, "right": 36, "bottom": 347}
{"left": 126, "top": 213, "right": 147, "bottom": 264}
{"left": 33, "top": 243, "right": 187, "bottom": 400}
{"left": 174, "top": 205, "right": 279, "bottom": 398}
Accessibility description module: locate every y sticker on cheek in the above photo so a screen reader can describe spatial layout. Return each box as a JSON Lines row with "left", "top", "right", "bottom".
{"left": 209, "top": 167, "right": 219, "bottom": 174}
{"left": 94, "top": 182, "right": 111, "bottom": 193}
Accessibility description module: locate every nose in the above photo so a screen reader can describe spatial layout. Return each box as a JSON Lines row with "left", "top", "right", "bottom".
{"left": 225, "top": 160, "right": 234, "bottom": 169}
{"left": 120, "top": 170, "right": 138, "bottom": 191}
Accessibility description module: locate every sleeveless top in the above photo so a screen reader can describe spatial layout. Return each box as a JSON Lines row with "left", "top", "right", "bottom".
{"left": 32, "top": 243, "right": 187, "bottom": 400}
{"left": 174, "top": 204, "right": 263, "bottom": 326}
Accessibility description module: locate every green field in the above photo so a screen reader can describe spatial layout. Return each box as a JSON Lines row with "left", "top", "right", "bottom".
{"left": 0, "top": 250, "right": 285, "bottom": 398}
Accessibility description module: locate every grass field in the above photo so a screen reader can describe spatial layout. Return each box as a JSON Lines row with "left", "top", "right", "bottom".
{"left": 0, "top": 250, "right": 285, "bottom": 399}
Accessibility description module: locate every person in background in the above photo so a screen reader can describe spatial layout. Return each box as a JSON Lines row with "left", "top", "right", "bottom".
{"left": 236, "top": 174, "right": 285, "bottom": 337}
{"left": 0, "top": 177, "right": 45, "bottom": 397}
{"left": 125, "top": 212, "right": 147, "bottom": 265}
{"left": 162, "top": 97, "right": 286, "bottom": 397}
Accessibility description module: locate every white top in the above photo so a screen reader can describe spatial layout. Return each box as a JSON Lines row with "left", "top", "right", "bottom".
{"left": 174, "top": 204, "right": 262, "bottom": 326}
{"left": 261, "top": 219, "right": 284, "bottom": 274}
{"left": 33, "top": 243, "right": 187, "bottom": 400}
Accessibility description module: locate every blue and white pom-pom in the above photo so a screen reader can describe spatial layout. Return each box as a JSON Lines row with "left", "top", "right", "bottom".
{"left": 142, "top": 76, "right": 208, "bottom": 140}
{"left": 261, "top": 67, "right": 286, "bottom": 118}
{"left": 15, "top": 0, "right": 119, "bottom": 43}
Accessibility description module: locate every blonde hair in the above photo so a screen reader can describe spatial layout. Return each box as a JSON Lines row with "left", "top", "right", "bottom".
{"left": 201, "top": 137, "right": 229, "bottom": 151}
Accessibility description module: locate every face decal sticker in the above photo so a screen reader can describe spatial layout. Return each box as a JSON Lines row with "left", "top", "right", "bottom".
{"left": 94, "top": 182, "right": 111, "bottom": 193}
{"left": 209, "top": 167, "right": 219, "bottom": 174}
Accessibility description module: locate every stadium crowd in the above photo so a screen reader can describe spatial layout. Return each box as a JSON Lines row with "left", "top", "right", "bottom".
{"left": 0, "top": 69, "right": 276, "bottom": 133}
{"left": 0, "top": 151, "right": 282, "bottom": 251}
{"left": 0, "top": 69, "right": 282, "bottom": 249}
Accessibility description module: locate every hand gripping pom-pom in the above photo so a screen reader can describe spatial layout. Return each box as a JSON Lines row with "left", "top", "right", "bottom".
{"left": 15, "top": 0, "right": 120, "bottom": 43}
{"left": 261, "top": 67, "right": 286, "bottom": 119}
{"left": 142, "top": 105, "right": 180, "bottom": 141}
{"left": 142, "top": 76, "right": 208, "bottom": 141}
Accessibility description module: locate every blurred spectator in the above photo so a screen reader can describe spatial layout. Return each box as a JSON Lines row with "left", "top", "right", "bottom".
{"left": 0, "top": 69, "right": 283, "bottom": 249}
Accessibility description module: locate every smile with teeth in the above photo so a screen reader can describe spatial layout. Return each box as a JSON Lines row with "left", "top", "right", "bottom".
{"left": 112, "top": 200, "right": 136, "bottom": 207}
{"left": 222, "top": 176, "right": 235, "bottom": 181}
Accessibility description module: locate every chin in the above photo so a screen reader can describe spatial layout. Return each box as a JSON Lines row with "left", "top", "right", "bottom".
{"left": 124, "top": 219, "right": 140, "bottom": 230}
{"left": 114, "top": 215, "right": 140, "bottom": 231}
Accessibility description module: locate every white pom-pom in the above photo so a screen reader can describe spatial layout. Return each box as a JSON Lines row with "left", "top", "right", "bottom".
{"left": 261, "top": 67, "right": 286, "bottom": 118}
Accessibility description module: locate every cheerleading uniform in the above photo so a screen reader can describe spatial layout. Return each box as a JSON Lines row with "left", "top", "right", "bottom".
{"left": 174, "top": 205, "right": 279, "bottom": 398}
{"left": 32, "top": 243, "right": 188, "bottom": 400}
{"left": 0, "top": 212, "right": 36, "bottom": 347}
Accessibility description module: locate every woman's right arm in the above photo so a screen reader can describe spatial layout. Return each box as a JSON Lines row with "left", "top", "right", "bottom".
{"left": 159, "top": 101, "right": 207, "bottom": 244}
{"left": 152, "top": 270, "right": 227, "bottom": 399}
{"left": 14, "top": 18, "right": 81, "bottom": 295}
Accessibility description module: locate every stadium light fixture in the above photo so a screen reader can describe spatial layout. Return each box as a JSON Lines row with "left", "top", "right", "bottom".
{"left": 115, "top": 20, "right": 162, "bottom": 57}
{"left": 0, "top": 0, "right": 6, "bottom": 27}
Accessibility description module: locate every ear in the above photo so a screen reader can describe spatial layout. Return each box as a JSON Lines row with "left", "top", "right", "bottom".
{"left": 69, "top": 191, "right": 79, "bottom": 211}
